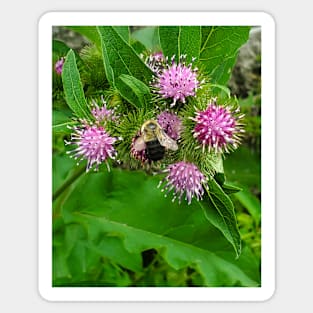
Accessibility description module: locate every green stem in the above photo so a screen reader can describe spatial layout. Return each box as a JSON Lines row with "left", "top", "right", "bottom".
{"left": 52, "top": 165, "right": 86, "bottom": 201}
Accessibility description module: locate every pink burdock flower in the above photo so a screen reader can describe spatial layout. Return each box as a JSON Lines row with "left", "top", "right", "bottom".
{"left": 55, "top": 57, "right": 65, "bottom": 75}
{"left": 157, "top": 111, "right": 182, "bottom": 141}
{"left": 90, "top": 96, "right": 118, "bottom": 123}
{"left": 192, "top": 100, "right": 244, "bottom": 153}
{"left": 66, "top": 123, "right": 118, "bottom": 172}
{"left": 158, "top": 161, "right": 207, "bottom": 205}
{"left": 154, "top": 56, "right": 200, "bottom": 107}
{"left": 130, "top": 132, "right": 148, "bottom": 163}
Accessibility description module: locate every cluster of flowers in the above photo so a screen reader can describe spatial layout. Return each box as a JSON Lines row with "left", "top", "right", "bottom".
{"left": 60, "top": 53, "right": 244, "bottom": 205}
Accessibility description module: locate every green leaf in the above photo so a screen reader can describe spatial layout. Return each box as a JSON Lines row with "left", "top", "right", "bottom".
{"left": 200, "top": 26, "right": 250, "bottom": 85}
{"left": 131, "top": 26, "right": 160, "bottom": 51}
{"left": 62, "top": 50, "right": 92, "bottom": 120}
{"left": 214, "top": 172, "right": 225, "bottom": 186}
{"left": 159, "top": 26, "right": 201, "bottom": 62}
{"left": 116, "top": 74, "right": 151, "bottom": 108}
{"left": 130, "top": 40, "right": 147, "bottom": 55}
{"left": 113, "top": 26, "right": 130, "bottom": 43}
{"left": 97, "top": 26, "right": 153, "bottom": 86}
{"left": 56, "top": 168, "right": 258, "bottom": 286}
{"left": 201, "top": 179, "right": 242, "bottom": 258}
{"left": 222, "top": 183, "right": 242, "bottom": 195}
{"left": 68, "top": 212, "right": 255, "bottom": 286}
{"left": 52, "top": 110, "right": 75, "bottom": 134}
{"left": 214, "top": 173, "right": 242, "bottom": 194}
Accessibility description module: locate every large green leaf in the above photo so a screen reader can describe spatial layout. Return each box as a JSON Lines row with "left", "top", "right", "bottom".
{"left": 97, "top": 26, "right": 153, "bottom": 86}
{"left": 130, "top": 40, "right": 147, "bottom": 55}
{"left": 200, "top": 179, "right": 241, "bottom": 258}
{"left": 55, "top": 168, "right": 258, "bottom": 287}
{"left": 200, "top": 26, "right": 250, "bottom": 85}
{"left": 113, "top": 26, "right": 130, "bottom": 43}
{"left": 62, "top": 50, "right": 92, "bottom": 120}
{"left": 115, "top": 74, "right": 151, "bottom": 108}
{"left": 159, "top": 26, "right": 201, "bottom": 62}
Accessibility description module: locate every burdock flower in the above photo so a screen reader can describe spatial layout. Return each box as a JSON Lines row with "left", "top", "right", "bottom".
{"left": 91, "top": 96, "right": 118, "bottom": 123}
{"left": 55, "top": 57, "right": 65, "bottom": 75}
{"left": 154, "top": 56, "right": 199, "bottom": 107}
{"left": 192, "top": 100, "right": 244, "bottom": 153}
{"left": 157, "top": 111, "right": 182, "bottom": 140}
{"left": 145, "top": 51, "right": 165, "bottom": 74}
{"left": 66, "top": 123, "right": 118, "bottom": 172}
{"left": 158, "top": 161, "right": 207, "bottom": 204}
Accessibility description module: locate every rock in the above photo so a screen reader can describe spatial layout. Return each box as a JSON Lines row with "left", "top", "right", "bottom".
{"left": 228, "top": 27, "right": 261, "bottom": 98}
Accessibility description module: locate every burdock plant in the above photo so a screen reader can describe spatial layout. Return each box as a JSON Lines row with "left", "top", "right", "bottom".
{"left": 52, "top": 25, "right": 259, "bottom": 287}
{"left": 65, "top": 53, "right": 244, "bottom": 204}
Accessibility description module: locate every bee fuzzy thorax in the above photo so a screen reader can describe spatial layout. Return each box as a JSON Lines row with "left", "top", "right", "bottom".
{"left": 133, "top": 119, "right": 178, "bottom": 163}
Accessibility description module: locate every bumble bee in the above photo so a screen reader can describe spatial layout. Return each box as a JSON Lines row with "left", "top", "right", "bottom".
{"left": 133, "top": 120, "right": 178, "bottom": 161}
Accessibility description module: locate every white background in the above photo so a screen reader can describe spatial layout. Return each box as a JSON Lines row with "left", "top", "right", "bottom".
{"left": 1, "top": 0, "right": 312, "bottom": 312}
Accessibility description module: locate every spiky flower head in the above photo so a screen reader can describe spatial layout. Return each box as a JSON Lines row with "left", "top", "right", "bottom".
{"left": 66, "top": 122, "right": 118, "bottom": 172}
{"left": 192, "top": 100, "right": 244, "bottom": 153}
{"left": 130, "top": 132, "right": 148, "bottom": 163}
{"left": 90, "top": 96, "right": 118, "bottom": 124}
{"left": 145, "top": 51, "right": 165, "bottom": 74}
{"left": 158, "top": 161, "right": 208, "bottom": 205}
{"left": 157, "top": 111, "right": 182, "bottom": 141}
{"left": 55, "top": 57, "right": 65, "bottom": 75}
{"left": 154, "top": 55, "right": 200, "bottom": 107}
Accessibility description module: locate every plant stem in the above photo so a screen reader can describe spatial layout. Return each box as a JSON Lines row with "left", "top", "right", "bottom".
{"left": 52, "top": 165, "right": 85, "bottom": 201}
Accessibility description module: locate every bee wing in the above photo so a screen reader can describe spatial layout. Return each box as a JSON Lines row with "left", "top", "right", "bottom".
{"left": 156, "top": 128, "right": 178, "bottom": 151}
{"left": 133, "top": 136, "right": 146, "bottom": 151}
